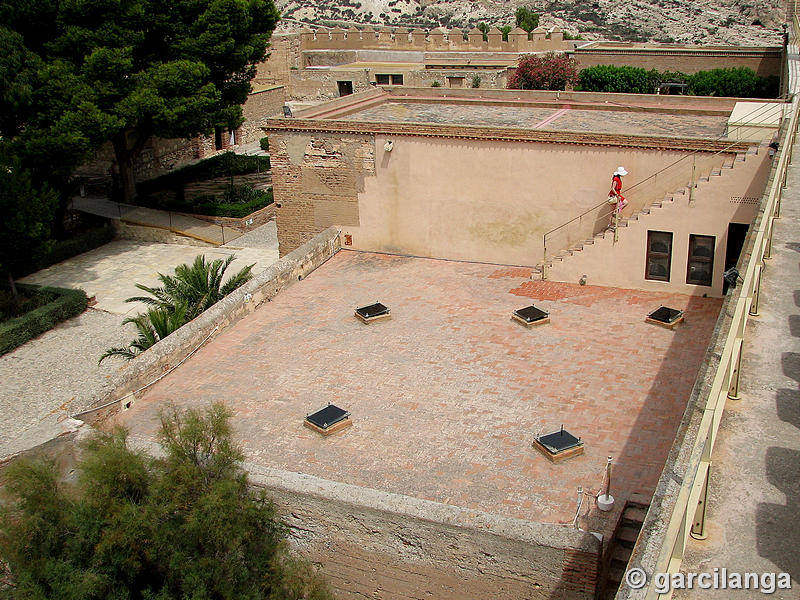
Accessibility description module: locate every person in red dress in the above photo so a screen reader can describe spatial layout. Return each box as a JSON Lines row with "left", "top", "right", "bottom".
{"left": 609, "top": 166, "right": 628, "bottom": 211}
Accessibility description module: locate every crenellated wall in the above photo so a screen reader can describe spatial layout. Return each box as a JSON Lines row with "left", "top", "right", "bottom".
{"left": 300, "top": 25, "right": 568, "bottom": 53}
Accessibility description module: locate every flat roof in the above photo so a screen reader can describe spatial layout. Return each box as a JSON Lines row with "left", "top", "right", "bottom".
{"left": 110, "top": 251, "right": 722, "bottom": 532}
{"left": 337, "top": 100, "right": 731, "bottom": 138}
{"left": 307, "top": 62, "right": 425, "bottom": 71}
{"left": 728, "top": 101, "right": 785, "bottom": 126}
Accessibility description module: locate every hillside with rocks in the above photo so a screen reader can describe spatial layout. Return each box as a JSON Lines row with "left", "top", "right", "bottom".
{"left": 277, "top": 0, "right": 786, "bottom": 45}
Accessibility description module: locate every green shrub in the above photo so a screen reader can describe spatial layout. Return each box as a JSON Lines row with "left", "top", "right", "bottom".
{"left": 687, "top": 67, "right": 759, "bottom": 97}
{"left": 471, "top": 75, "right": 482, "bottom": 88}
{"left": 259, "top": 136, "right": 270, "bottom": 152}
{"left": 0, "top": 285, "right": 88, "bottom": 355}
{"left": 577, "top": 65, "right": 651, "bottom": 93}
{"left": 191, "top": 187, "right": 274, "bottom": 218}
{"left": 515, "top": 6, "right": 540, "bottom": 32}
{"left": 431, "top": 80, "right": 442, "bottom": 87}
{"left": 137, "top": 152, "right": 270, "bottom": 197}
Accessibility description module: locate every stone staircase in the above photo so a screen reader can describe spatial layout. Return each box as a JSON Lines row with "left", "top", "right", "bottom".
{"left": 539, "top": 143, "right": 763, "bottom": 277}
{"left": 601, "top": 497, "right": 650, "bottom": 600}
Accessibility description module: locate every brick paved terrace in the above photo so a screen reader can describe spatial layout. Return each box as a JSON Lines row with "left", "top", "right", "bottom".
{"left": 110, "top": 250, "right": 722, "bottom": 529}
{"left": 337, "top": 100, "right": 731, "bottom": 138}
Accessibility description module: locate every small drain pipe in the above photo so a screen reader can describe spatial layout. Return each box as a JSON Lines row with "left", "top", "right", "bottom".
{"left": 597, "top": 456, "right": 615, "bottom": 512}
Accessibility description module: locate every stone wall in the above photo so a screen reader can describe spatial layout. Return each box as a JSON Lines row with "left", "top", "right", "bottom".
{"left": 246, "top": 464, "right": 601, "bottom": 600}
{"left": 300, "top": 26, "right": 568, "bottom": 53}
{"left": 240, "top": 86, "right": 286, "bottom": 144}
{"left": 269, "top": 131, "right": 375, "bottom": 256}
{"left": 572, "top": 44, "right": 783, "bottom": 77}
{"left": 288, "top": 69, "right": 506, "bottom": 101}
{"left": 265, "top": 115, "right": 753, "bottom": 262}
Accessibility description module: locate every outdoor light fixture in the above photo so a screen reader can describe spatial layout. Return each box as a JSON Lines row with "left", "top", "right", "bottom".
{"left": 384, "top": 140, "right": 394, "bottom": 152}
{"left": 723, "top": 267, "right": 742, "bottom": 289}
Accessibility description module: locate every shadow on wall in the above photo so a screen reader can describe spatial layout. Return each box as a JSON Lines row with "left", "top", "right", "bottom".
{"left": 755, "top": 346, "right": 800, "bottom": 583}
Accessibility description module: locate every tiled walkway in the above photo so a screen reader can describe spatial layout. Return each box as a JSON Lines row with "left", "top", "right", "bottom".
{"left": 111, "top": 250, "right": 722, "bottom": 533}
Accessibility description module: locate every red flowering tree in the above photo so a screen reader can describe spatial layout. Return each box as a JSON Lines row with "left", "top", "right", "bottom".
{"left": 507, "top": 53, "right": 578, "bottom": 91}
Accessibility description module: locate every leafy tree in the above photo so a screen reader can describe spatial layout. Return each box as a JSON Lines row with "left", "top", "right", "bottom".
{"left": 687, "top": 67, "right": 760, "bottom": 97}
{"left": 128, "top": 254, "right": 254, "bottom": 320}
{"left": 0, "top": 153, "right": 58, "bottom": 295}
{"left": 507, "top": 53, "right": 578, "bottom": 91}
{"left": 577, "top": 65, "right": 652, "bottom": 93}
{"left": 501, "top": 25, "right": 512, "bottom": 41}
{"left": 0, "top": 403, "right": 333, "bottom": 599}
{"left": 1, "top": 0, "right": 281, "bottom": 203}
{"left": 515, "top": 7, "right": 540, "bottom": 32}
{"left": 477, "top": 22, "right": 490, "bottom": 42}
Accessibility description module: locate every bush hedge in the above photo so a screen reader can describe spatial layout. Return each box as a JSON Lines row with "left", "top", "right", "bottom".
{"left": 577, "top": 65, "right": 651, "bottom": 94}
{"left": 0, "top": 285, "right": 88, "bottom": 355}
{"left": 577, "top": 65, "right": 779, "bottom": 98}
{"left": 136, "top": 152, "right": 270, "bottom": 197}
{"left": 137, "top": 186, "right": 273, "bottom": 218}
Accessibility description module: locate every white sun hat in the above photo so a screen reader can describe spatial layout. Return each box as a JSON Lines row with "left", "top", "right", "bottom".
{"left": 614, "top": 166, "right": 629, "bottom": 176}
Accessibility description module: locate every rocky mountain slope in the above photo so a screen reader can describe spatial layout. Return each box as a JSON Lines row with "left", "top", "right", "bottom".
{"left": 277, "top": 0, "right": 786, "bottom": 45}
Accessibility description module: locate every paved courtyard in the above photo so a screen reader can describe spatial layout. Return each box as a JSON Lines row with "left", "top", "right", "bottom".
{"left": 339, "top": 101, "right": 730, "bottom": 138}
{"left": 111, "top": 250, "right": 722, "bottom": 532}
{"left": 3, "top": 227, "right": 279, "bottom": 459}
{"left": 20, "top": 239, "right": 279, "bottom": 315}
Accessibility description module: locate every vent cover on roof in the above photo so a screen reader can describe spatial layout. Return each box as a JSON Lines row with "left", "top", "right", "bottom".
{"left": 533, "top": 426, "right": 584, "bottom": 462}
{"left": 355, "top": 302, "right": 391, "bottom": 324}
{"left": 304, "top": 404, "right": 352, "bottom": 436}
{"left": 513, "top": 305, "right": 550, "bottom": 327}
{"left": 646, "top": 306, "right": 684, "bottom": 329}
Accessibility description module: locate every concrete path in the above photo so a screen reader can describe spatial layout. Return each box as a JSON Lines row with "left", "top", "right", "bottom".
{"left": 673, "top": 139, "right": 800, "bottom": 597}
{"left": 0, "top": 310, "right": 134, "bottom": 459}
{"left": 20, "top": 240, "right": 279, "bottom": 316}
{"left": 70, "top": 196, "right": 243, "bottom": 245}
{"left": 4, "top": 236, "right": 279, "bottom": 460}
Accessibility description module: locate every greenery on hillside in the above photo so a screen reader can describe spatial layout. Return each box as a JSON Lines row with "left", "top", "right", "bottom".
{"left": 0, "top": 403, "right": 333, "bottom": 599}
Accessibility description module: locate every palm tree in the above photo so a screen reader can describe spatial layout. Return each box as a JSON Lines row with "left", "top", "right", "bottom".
{"left": 99, "top": 303, "right": 188, "bottom": 364}
{"left": 127, "top": 254, "right": 254, "bottom": 320}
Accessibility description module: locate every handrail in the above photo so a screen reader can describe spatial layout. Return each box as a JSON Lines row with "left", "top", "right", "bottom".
{"left": 541, "top": 97, "right": 791, "bottom": 277}
{"left": 618, "top": 15, "right": 800, "bottom": 599}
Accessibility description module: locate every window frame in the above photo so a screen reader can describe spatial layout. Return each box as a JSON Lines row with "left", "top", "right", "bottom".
{"left": 645, "top": 230, "right": 673, "bottom": 282}
{"left": 686, "top": 234, "right": 715, "bottom": 286}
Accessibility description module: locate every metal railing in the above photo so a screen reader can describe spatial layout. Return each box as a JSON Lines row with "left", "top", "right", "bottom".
{"left": 620, "top": 17, "right": 800, "bottom": 599}
{"left": 541, "top": 151, "right": 727, "bottom": 276}
{"left": 541, "top": 98, "right": 791, "bottom": 278}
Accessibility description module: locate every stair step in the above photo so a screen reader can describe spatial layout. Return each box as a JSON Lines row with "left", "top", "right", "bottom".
{"left": 607, "top": 563, "right": 626, "bottom": 585}
{"left": 611, "top": 545, "right": 633, "bottom": 565}
{"left": 622, "top": 506, "right": 648, "bottom": 526}
{"left": 616, "top": 525, "right": 641, "bottom": 548}
{"left": 628, "top": 492, "right": 652, "bottom": 507}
